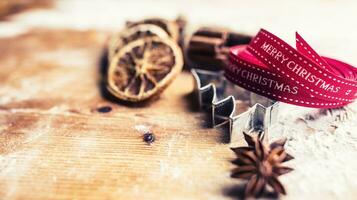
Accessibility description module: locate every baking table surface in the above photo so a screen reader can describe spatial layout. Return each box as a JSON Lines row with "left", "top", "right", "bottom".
{"left": 0, "top": 1, "right": 356, "bottom": 200}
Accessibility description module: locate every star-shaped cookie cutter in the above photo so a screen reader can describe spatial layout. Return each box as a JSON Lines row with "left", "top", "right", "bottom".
{"left": 191, "top": 69, "right": 279, "bottom": 147}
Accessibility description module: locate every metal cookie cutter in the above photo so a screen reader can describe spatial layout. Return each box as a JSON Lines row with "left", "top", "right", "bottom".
{"left": 191, "top": 69, "right": 279, "bottom": 147}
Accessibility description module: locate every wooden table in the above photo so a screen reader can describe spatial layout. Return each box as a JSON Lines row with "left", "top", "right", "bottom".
{"left": 0, "top": 1, "right": 356, "bottom": 199}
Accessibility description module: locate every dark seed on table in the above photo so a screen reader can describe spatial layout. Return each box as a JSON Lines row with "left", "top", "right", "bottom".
{"left": 143, "top": 132, "right": 155, "bottom": 144}
{"left": 97, "top": 106, "right": 112, "bottom": 113}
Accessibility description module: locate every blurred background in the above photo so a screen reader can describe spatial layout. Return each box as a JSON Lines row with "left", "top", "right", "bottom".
{"left": 1, "top": 0, "right": 357, "bottom": 66}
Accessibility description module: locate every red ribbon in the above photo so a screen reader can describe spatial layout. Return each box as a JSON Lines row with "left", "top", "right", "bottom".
{"left": 225, "top": 29, "right": 357, "bottom": 108}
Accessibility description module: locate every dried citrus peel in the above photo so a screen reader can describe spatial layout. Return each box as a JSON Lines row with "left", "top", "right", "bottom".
{"left": 107, "top": 36, "right": 183, "bottom": 102}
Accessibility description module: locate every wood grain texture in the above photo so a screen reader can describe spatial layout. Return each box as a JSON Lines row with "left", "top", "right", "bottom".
{"left": 1, "top": 1, "right": 357, "bottom": 199}
{"left": 0, "top": 29, "right": 238, "bottom": 200}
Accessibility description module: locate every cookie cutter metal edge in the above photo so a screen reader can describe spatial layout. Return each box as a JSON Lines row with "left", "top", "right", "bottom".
{"left": 191, "top": 68, "right": 279, "bottom": 147}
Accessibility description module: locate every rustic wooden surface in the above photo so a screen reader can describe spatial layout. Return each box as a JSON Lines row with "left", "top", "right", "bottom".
{"left": 0, "top": 1, "right": 357, "bottom": 200}
{"left": 0, "top": 29, "right": 240, "bottom": 200}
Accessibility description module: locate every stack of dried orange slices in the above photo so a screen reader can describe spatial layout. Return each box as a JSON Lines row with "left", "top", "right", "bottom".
{"left": 106, "top": 18, "right": 184, "bottom": 102}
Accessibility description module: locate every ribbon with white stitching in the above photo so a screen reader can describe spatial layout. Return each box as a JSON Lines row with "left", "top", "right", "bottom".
{"left": 225, "top": 29, "right": 357, "bottom": 108}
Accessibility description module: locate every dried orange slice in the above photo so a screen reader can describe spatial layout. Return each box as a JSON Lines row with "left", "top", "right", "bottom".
{"left": 108, "top": 24, "right": 169, "bottom": 61}
{"left": 126, "top": 18, "right": 180, "bottom": 43}
{"left": 107, "top": 36, "right": 183, "bottom": 102}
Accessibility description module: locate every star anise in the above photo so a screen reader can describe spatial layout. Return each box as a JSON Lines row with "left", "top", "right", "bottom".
{"left": 239, "top": 132, "right": 295, "bottom": 162}
{"left": 230, "top": 132, "right": 294, "bottom": 198}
